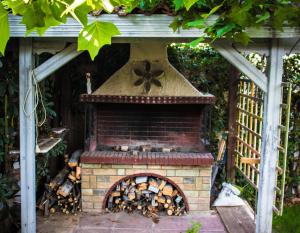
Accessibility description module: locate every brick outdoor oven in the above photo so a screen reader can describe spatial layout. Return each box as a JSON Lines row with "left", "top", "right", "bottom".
{"left": 80, "top": 43, "right": 216, "bottom": 214}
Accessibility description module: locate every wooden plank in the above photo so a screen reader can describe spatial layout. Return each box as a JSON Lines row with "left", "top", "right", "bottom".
{"left": 217, "top": 206, "right": 255, "bottom": 233}
{"left": 8, "top": 15, "right": 300, "bottom": 40}
{"left": 19, "top": 38, "right": 36, "bottom": 233}
{"left": 36, "top": 138, "right": 61, "bottom": 154}
{"left": 227, "top": 67, "right": 239, "bottom": 179}
{"left": 212, "top": 41, "right": 268, "bottom": 92}
{"left": 33, "top": 43, "right": 83, "bottom": 82}
{"left": 256, "top": 39, "right": 285, "bottom": 233}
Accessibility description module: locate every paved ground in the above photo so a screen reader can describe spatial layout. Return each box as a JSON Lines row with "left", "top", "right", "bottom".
{"left": 37, "top": 211, "right": 227, "bottom": 233}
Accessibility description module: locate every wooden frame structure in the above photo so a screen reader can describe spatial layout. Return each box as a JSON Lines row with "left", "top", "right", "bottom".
{"left": 8, "top": 14, "right": 300, "bottom": 233}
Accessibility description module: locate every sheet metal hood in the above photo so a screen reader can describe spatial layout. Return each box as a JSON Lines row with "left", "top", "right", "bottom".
{"left": 81, "top": 43, "right": 215, "bottom": 104}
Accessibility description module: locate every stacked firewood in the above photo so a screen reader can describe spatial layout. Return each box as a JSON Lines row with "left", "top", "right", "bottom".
{"left": 37, "top": 150, "right": 82, "bottom": 216}
{"left": 106, "top": 176, "right": 186, "bottom": 220}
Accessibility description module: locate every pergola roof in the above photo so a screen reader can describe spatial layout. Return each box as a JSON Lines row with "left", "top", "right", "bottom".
{"left": 12, "top": 13, "right": 300, "bottom": 233}
{"left": 9, "top": 14, "right": 300, "bottom": 39}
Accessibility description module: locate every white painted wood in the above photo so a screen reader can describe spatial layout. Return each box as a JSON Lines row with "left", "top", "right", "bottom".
{"left": 212, "top": 41, "right": 268, "bottom": 92}
{"left": 34, "top": 43, "right": 83, "bottom": 82}
{"left": 8, "top": 14, "right": 300, "bottom": 39}
{"left": 19, "top": 38, "right": 36, "bottom": 233}
{"left": 256, "top": 39, "right": 285, "bottom": 233}
{"left": 33, "top": 41, "right": 67, "bottom": 55}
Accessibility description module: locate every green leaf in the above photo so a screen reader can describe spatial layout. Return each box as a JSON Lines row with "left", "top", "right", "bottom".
{"left": 36, "top": 16, "right": 61, "bottom": 35}
{"left": 183, "top": 0, "right": 198, "bottom": 11}
{"left": 0, "top": 3, "right": 9, "bottom": 55}
{"left": 21, "top": 2, "right": 45, "bottom": 31}
{"left": 73, "top": 2, "right": 90, "bottom": 26}
{"left": 186, "top": 19, "right": 205, "bottom": 28}
{"left": 2, "top": 0, "right": 27, "bottom": 15}
{"left": 216, "top": 23, "right": 236, "bottom": 37}
{"left": 188, "top": 37, "right": 204, "bottom": 47}
{"left": 173, "top": 0, "right": 184, "bottom": 11}
{"left": 201, "top": 1, "right": 224, "bottom": 19}
{"left": 78, "top": 21, "right": 120, "bottom": 60}
{"left": 233, "top": 31, "right": 250, "bottom": 46}
{"left": 48, "top": 0, "right": 68, "bottom": 23}
{"left": 255, "top": 12, "right": 270, "bottom": 24}
{"left": 169, "top": 17, "right": 181, "bottom": 32}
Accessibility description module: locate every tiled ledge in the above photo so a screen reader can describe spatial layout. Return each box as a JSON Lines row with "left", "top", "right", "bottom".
{"left": 81, "top": 151, "right": 214, "bottom": 166}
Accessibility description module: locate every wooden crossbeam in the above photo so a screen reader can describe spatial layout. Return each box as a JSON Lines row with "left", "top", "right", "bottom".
{"left": 213, "top": 41, "right": 268, "bottom": 92}
{"left": 34, "top": 43, "right": 83, "bottom": 82}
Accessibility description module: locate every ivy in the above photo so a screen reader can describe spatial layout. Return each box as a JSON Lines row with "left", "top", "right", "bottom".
{"left": 0, "top": 0, "right": 299, "bottom": 59}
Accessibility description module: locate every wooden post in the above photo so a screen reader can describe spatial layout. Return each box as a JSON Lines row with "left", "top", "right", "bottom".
{"left": 226, "top": 66, "right": 239, "bottom": 180}
{"left": 256, "top": 39, "right": 284, "bottom": 233}
{"left": 19, "top": 38, "right": 36, "bottom": 233}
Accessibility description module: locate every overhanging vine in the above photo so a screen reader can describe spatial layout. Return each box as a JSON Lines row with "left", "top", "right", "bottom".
{"left": 0, "top": 0, "right": 299, "bottom": 59}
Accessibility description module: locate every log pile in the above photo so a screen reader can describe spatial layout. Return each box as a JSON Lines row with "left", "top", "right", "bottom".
{"left": 106, "top": 176, "right": 186, "bottom": 220}
{"left": 37, "top": 150, "right": 82, "bottom": 216}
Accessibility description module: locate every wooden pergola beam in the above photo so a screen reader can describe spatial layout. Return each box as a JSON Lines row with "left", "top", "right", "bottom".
{"left": 213, "top": 41, "right": 268, "bottom": 92}
{"left": 19, "top": 38, "right": 36, "bottom": 233}
{"left": 256, "top": 39, "right": 285, "bottom": 233}
{"left": 34, "top": 43, "right": 83, "bottom": 83}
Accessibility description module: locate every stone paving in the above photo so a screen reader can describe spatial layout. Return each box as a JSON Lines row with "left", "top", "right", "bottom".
{"left": 37, "top": 211, "right": 227, "bottom": 233}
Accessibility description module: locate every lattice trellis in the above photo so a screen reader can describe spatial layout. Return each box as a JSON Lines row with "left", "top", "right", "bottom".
{"left": 235, "top": 79, "right": 291, "bottom": 216}
{"left": 273, "top": 82, "right": 292, "bottom": 215}
{"left": 235, "top": 79, "right": 264, "bottom": 189}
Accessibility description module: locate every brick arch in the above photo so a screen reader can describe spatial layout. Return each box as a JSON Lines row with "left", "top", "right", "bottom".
{"left": 102, "top": 173, "right": 189, "bottom": 211}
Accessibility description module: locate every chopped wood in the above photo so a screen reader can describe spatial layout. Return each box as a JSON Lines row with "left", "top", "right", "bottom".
{"left": 49, "top": 168, "right": 69, "bottom": 190}
{"left": 136, "top": 176, "right": 148, "bottom": 184}
{"left": 148, "top": 185, "right": 159, "bottom": 193}
{"left": 106, "top": 176, "right": 186, "bottom": 217}
{"left": 141, "top": 145, "right": 151, "bottom": 152}
{"left": 76, "top": 166, "right": 81, "bottom": 179}
{"left": 120, "top": 146, "right": 129, "bottom": 152}
{"left": 162, "top": 185, "right": 173, "bottom": 196}
{"left": 68, "top": 150, "right": 82, "bottom": 167}
{"left": 162, "top": 148, "right": 171, "bottom": 153}
{"left": 111, "top": 191, "right": 121, "bottom": 197}
{"left": 57, "top": 180, "right": 74, "bottom": 197}
{"left": 38, "top": 151, "right": 83, "bottom": 217}
{"left": 158, "top": 180, "right": 166, "bottom": 190}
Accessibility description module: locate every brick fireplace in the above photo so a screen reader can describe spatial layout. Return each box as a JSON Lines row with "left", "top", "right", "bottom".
{"left": 80, "top": 42, "right": 215, "bottom": 214}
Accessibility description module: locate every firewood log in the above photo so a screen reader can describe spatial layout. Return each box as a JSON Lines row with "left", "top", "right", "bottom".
{"left": 68, "top": 150, "right": 82, "bottom": 168}
{"left": 57, "top": 180, "right": 74, "bottom": 197}
{"left": 76, "top": 166, "right": 81, "bottom": 180}
{"left": 157, "top": 196, "right": 166, "bottom": 204}
{"left": 166, "top": 196, "right": 172, "bottom": 204}
{"left": 49, "top": 168, "right": 69, "bottom": 190}
{"left": 162, "top": 185, "right": 173, "bottom": 196}
{"left": 158, "top": 180, "right": 166, "bottom": 190}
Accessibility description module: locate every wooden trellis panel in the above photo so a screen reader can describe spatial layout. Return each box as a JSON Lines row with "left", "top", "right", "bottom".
{"left": 235, "top": 79, "right": 291, "bottom": 216}
{"left": 273, "top": 82, "right": 292, "bottom": 215}
{"left": 235, "top": 79, "right": 264, "bottom": 189}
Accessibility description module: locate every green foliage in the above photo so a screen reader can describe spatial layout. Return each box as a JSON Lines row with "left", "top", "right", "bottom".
{"left": 273, "top": 205, "right": 300, "bottom": 233}
{"left": 185, "top": 221, "right": 202, "bottom": 233}
{"left": 36, "top": 140, "right": 67, "bottom": 184}
{"left": 0, "top": 174, "right": 19, "bottom": 202}
{"left": 78, "top": 21, "right": 120, "bottom": 60}
{"left": 168, "top": 43, "right": 230, "bottom": 154}
{"left": 0, "top": 4, "right": 9, "bottom": 55}
{"left": 0, "top": 0, "right": 300, "bottom": 59}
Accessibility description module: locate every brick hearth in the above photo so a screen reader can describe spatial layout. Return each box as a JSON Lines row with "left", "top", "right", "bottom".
{"left": 81, "top": 163, "right": 212, "bottom": 213}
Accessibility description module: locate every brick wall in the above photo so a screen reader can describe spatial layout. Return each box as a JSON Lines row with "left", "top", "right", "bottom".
{"left": 96, "top": 104, "right": 206, "bottom": 150}
{"left": 81, "top": 163, "right": 212, "bottom": 213}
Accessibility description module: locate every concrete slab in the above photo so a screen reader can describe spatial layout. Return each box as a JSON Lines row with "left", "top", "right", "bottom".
{"left": 37, "top": 211, "right": 227, "bottom": 233}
